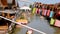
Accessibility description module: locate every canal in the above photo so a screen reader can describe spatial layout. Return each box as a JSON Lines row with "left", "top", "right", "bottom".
{"left": 13, "top": 15, "right": 60, "bottom": 34}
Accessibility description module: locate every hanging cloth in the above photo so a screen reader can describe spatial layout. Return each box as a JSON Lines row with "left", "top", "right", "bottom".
{"left": 46, "top": 10, "right": 50, "bottom": 17}
{"left": 50, "top": 18, "right": 55, "bottom": 25}
{"left": 44, "top": 9, "right": 47, "bottom": 16}
{"left": 39, "top": 9, "right": 42, "bottom": 16}
{"left": 38, "top": 9, "right": 41, "bottom": 15}
{"left": 49, "top": 11, "right": 54, "bottom": 18}
{"left": 42, "top": 8, "right": 45, "bottom": 16}
{"left": 32, "top": 8, "right": 36, "bottom": 14}
{"left": 36, "top": 8, "right": 40, "bottom": 14}
{"left": 54, "top": 19, "right": 60, "bottom": 27}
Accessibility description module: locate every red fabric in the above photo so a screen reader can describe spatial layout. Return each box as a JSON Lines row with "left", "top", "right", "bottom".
{"left": 44, "top": 9, "right": 47, "bottom": 16}
{"left": 36, "top": 8, "right": 40, "bottom": 14}
{"left": 47, "top": 10, "right": 50, "bottom": 17}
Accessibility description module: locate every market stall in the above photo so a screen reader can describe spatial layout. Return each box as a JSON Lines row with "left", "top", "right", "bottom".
{"left": 16, "top": 6, "right": 31, "bottom": 25}
{"left": 31, "top": 2, "right": 60, "bottom": 28}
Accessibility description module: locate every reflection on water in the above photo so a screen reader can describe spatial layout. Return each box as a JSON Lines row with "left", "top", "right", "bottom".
{"left": 13, "top": 16, "right": 60, "bottom": 34}
{"left": 13, "top": 28, "right": 21, "bottom": 34}
{"left": 53, "top": 27, "right": 60, "bottom": 34}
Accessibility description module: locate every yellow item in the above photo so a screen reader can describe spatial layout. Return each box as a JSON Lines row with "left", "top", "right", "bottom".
{"left": 16, "top": 19, "right": 28, "bottom": 24}
{"left": 32, "top": 8, "right": 36, "bottom": 14}
{"left": 50, "top": 18, "right": 55, "bottom": 25}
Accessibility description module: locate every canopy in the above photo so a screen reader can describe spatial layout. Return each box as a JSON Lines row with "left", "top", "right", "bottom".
{"left": 20, "top": 6, "right": 31, "bottom": 10}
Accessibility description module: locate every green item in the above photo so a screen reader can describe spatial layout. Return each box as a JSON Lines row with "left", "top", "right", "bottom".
{"left": 50, "top": 18, "right": 55, "bottom": 25}
{"left": 32, "top": 8, "right": 36, "bottom": 14}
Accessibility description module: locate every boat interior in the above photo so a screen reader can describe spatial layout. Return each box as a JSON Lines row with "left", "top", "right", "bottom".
{"left": 0, "top": 0, "right": 16, "bottom": 10}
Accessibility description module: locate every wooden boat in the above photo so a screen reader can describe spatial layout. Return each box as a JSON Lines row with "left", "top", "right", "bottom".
{"left": 0, "top": 18, "right": 8, "bottom": 34}
{"left": 16, "top": 19, "right": 28, "bottom": 25}
{"left": 16, "top": 12, "right": 29, "bottom": 25}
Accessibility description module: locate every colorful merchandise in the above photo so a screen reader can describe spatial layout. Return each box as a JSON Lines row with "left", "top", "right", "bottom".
{"left": 44, "top": 9, "right": 47, "bottom": 16}
{"left": 54, "top": 19, "right": 60, "bottom": 27}
{"left": 49, "top": 11, "right": 54, "bottom": 18}
{"left": 42, "top": 8, "right": 45, "bottom": 16}
{"left": 36, "top": 8, "right": 40, "bottom": 14}
{"left": 47, "top": 10, "right": 50, "bottom": 17}
{"left": 50, "top": 18, "right": 55, "bottom": 25}
{"left": 32, "top": 8, "right": 36, "bottom": 15}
